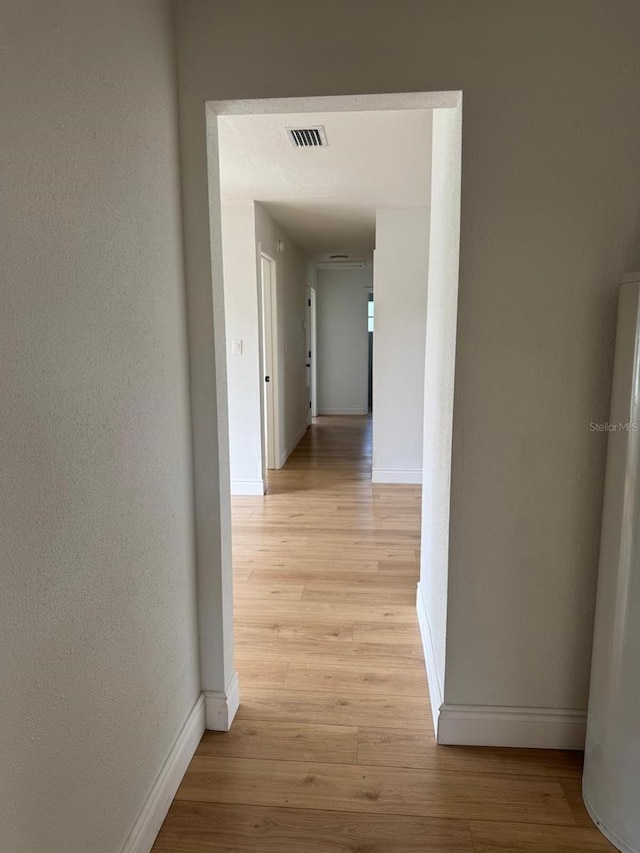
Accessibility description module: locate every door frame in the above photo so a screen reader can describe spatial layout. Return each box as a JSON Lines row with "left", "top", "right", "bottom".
{"left": 195, "top": 90, "right": 462, "bottom": 731}
{"left": 310, "top": 285, "right": 318, "bottom": 419}
{"left": 366, "top": 287, "right": 374, "bottom": 413}
{"left": 260, "top": 251, "right": 280, "bottom": 472}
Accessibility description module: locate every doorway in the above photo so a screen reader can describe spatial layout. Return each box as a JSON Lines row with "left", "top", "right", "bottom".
{"left": 260, "top": 252, "right": 279, "bottom": 472}
{"left": 197, "top": 91, "right": 462, "bottom": 736}
{"left": 309, "top": 286, "right": 317, "bottom": 419}
{"left": 367, "top": 291, "right": 374, "bottom": 412}
{"left": 305, "top": 285, "right": 315, "bottom": 426}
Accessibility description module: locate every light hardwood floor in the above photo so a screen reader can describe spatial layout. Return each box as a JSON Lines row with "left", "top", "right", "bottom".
{"left": 153, "top": 416, "right": 612, "bottom": 852}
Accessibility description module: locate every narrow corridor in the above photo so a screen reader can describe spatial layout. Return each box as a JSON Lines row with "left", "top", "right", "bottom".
{"left": 154, "top": 416, "right": 606, "bottom": 853}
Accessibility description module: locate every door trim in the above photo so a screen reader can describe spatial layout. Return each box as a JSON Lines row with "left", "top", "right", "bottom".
{"left": 260, "top": 252, "right": 280, "bottom": 471}
{"left": 194, "top": 90, "right": 462, "bottom": 733}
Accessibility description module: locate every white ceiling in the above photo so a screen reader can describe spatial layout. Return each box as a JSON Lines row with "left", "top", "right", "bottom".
{"left": 218, "top": 109, "right": 432, "bottom": 260}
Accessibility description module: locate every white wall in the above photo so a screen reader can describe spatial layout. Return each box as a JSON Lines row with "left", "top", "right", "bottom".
{"left": 1, "top": 2, "right": 200, "bottom": 851}
{"left": 221, "top": 203, "right": 264, "bottom": 494}
{"left": 222, "top": 201, "right": 308, "bottom": 486}
{"left": 254, "top": 203, "right": 309, "bottom": 465}
{"left": 174, "top": 0, "right": 640, "bottom": 737}
{"left": 316, "top": 267, "right": 372, "bottom": 415}
{"left": 373, "top": 209, "right": 431, "bottom": 484}
{"left": 417, "top": 108, "right": 462, "bottom": 730}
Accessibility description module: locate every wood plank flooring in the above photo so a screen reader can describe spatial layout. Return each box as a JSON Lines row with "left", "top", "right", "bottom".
{"left": 153, "top": 416, "right": 612, "bottom": 853}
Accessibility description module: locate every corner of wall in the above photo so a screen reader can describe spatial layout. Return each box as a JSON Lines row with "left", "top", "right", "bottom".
{"left": 120, "top": 695, "right": 206, "bottom": 853}
{"left": 204, "top": 672, "right": 240, "bottom": 732}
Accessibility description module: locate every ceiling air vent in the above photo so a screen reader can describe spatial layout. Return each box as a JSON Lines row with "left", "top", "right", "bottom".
{"left": 316, "top": 260, "right": 366, "bottom": 270}
{"left": 287, "top": 126, "right": 328, "bottom": 148}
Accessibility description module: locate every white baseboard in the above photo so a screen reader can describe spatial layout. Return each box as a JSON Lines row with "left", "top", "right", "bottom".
{"left": 317, "top": 406, "right": 368, "bottom": 415}
{"left": 437, "top": 704, "right": 587, "bottom": 750}
{"left": 230, "top": 479, "right": 264, "bottom": 496}
{"left": 205, "top": 671, "right": 240, "bottom": 731}
{"left": 372, "top": 467, "right": 423, "bottom": 484}
{"left": 416, "top": 582, "right": 444, "bottom": 735}
{"left": 279, "top": 424, "right": 307, "bottom": 468}
{"left": 416, "top": 584, "right": 587, "bottom": 750}
{"left": 121, "top": 693, "right": 205, "bottom": 853}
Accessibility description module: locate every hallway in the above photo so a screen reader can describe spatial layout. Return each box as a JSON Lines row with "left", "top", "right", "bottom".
{"left": 153, "top": 417, "right": 610, "bottom": 852}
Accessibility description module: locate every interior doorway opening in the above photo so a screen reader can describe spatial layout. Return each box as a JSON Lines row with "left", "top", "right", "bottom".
{"left": 206, "top": 91, "right": 462, "bottom": 742}
{"left": 260, "top": 253, "right": 278, "bottom": 472}
{"left": 367, "top": 291, "right": 374, "bottom": 413}
{"left": 305, "top": 284, "right": 316, "bottom": 424}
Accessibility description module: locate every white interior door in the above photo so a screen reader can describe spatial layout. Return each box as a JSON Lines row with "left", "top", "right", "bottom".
{"left": 305, "top": 287, "right": 312, "bottom": 426}
{"left": 310, "top": 286, "right": 317, "bottom": 418}
{"left": 261, "top": 254, "right": 278, "bottom": 470}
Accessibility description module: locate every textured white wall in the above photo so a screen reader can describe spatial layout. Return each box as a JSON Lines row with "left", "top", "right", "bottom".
{"left": 221, "top": 203, "right": 264, "bottom": 491}
{"left": 316, "top": 267, "right": 372, "bottom": 415}
{"left": 373, "top": 209, "right": 431, "bottom": 483}
{"left": 418, "top": 108, "right": 462, "bottom": 709}
{"left": 1, "top": 2, "right": 199, "bottom": 852}
{"left": 174, "top": 1, "right": 640, "bottom": 714}
{"left": 254, "top": 204, "right": 309, "bottom": 464}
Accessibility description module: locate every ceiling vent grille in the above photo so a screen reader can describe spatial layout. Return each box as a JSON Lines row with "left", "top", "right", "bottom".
{"left": 287, "top": 126, "right": 327, "bottom": 148}
{"left": 316, "top": 260, "right": 366, "bottom": 270}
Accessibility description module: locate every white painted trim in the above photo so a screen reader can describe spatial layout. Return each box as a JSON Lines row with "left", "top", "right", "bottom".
{"left": 583, "top": 793, "right": 638, "bottom": 853}
{"left": 279, "top": 423, "right": 307, "bottom": 468}
{"left": 260, "top": 251, "right": 280, "bottom": 472}
{"left": 318, "top": 406, "right": 369, "bottom": 416}
{"left": 437, "top": 703, "right": 587, "bottom": 750}
{"left": 230, "top": 479, "right": 265, "bottom": 496}
{"left": 199, "top": 92, "right": 461, "bottom": 785}
{"left": 416, "top": 584, "right": 587, "bottom": 751}
{"left": 372, "top": 467, "right": 423, "bottom": 484}
{"left": 207, "top": 91, "right": 462, "bottom": 119}
{"left": 416, "top": 582, "right": 443, "bottom": 735}
{"left": 205, "top": 671, "right": 240, "bottom": 731}
{"left": 310, "top": 286, "right": 318, "bottom": 419}
{"left": 120, "top": 694, "right": 205, "bottom": 853}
